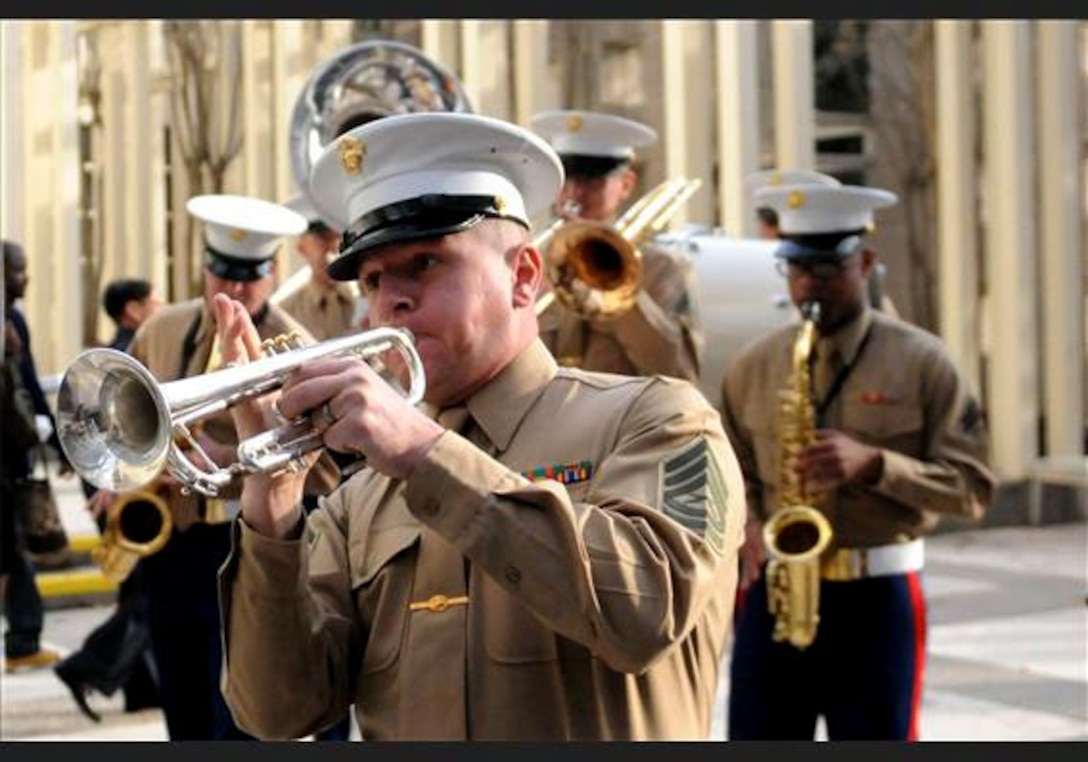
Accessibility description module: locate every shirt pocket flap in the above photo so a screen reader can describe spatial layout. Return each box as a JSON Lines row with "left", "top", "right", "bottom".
{"left": 351, "top": 523, "right": 422, "bottom": 589}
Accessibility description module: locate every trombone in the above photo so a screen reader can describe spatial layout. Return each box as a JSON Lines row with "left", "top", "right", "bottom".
{"left": 533, "top": 176, "right": 702, "bottom": 319}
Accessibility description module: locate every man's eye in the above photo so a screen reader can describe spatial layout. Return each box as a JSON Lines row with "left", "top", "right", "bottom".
{"left": 361, "top": 272, "right": 380, "bottom": 293}
{"left": 416, "top": 254, "right": 439, "bottom": 273}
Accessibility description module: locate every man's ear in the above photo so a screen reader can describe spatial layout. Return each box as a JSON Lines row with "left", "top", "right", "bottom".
{"left": 860, "top": 247, "right": 877, "bottom": 277}
{"left": 617, "top": 167, "right": 638, "bottom": 202}
{"left": 511, "top": 243, "right": 544, "bottom": 309}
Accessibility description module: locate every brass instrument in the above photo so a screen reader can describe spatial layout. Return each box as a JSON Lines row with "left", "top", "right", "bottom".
{"left": 55, "top": 327, "right": 426, "bottom": 498}
{"left": 288, "top": 39, "right": 472, "bottom": 194}
{"left": 277, "top": 39, "right": 473, "bottom": 313}
{"left": 764, "top": 300, "right": 833, "bottom": 649}
{"left": 538, "top": 176, "right": 702, "bottom": 319}
{"left": 92, "top": 486, "right": 173, "bottom": 583}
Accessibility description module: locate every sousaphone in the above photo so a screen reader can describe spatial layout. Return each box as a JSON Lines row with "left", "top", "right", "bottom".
{"left": 290, "top": 37, "right": 473, "bottom": 204}
{"left": 275, "top": 38, "right": 475, "bottom": 307}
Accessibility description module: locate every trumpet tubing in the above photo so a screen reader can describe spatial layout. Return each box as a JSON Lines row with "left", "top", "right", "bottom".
{"left": 57, "top": 327, "right": 426, "bottom": 498}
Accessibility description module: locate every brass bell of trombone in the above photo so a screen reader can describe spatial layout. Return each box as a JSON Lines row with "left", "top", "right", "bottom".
{"left": 535, "top": 176, "right": 702, "bottom": 319}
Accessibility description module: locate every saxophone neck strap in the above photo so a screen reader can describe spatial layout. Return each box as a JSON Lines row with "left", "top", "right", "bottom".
{"left": 810, "top": 322, "right": 874, "bottom": 428}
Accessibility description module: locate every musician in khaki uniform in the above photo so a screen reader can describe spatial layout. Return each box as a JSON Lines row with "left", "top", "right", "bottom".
{"left": 213, "top": 112, "right": 746, "bottom": 740}
{"left": 113, "top": 194, "right": 329, "bottom": 740}
{"left": 720, "top": 184, "right": 996, "bottom": 740}
{"left": 529, "top": 110, "right": 702, "bottom": 381}
{"left": 278, "top": 195, "right": 360, "bottom": 341}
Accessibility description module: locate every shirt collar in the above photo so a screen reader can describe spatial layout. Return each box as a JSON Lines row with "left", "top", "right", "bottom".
{"left": 439, "top": 338, "right": 558, "bottom": 453}
{"left": 304, "top": 278, "right": 355, "bottom": 305}
{"left": 822, "top": 304, "right": 872, "bottom": 366}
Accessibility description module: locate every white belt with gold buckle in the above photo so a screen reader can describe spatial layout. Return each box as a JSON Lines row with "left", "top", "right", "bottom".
{"left": 821, "top": 538, "right": 925, "bottom": 581}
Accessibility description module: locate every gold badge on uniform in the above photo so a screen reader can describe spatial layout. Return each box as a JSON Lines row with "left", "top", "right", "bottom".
{"left": 787, "top": 190, "right": 806, "bottom": 209}
{"left": 566, "top": 114, "right": 584, "bottom": 133}
{"left": 229, "top": 229, "right": 248, "bottom": 242}
{"left": 493, "top": 195, "right": 507, "bottom": 215}
{"left": 339, "top": 136, "right": 367, "bottom": 176}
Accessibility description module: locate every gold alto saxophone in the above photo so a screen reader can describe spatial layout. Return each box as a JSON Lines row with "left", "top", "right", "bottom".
{"left": 763, "top": 300, "right": 833, "bottom": 649}
{"left": 92, "top": 485, "right": 173, "bottom": 583}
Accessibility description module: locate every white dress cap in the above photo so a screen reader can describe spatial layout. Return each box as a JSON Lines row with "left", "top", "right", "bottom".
{"left": 529, "top": 110, "right": 657, "bottom": 159}
{"left": 309, "top": 111, "right": 564, "bottom": 235}
{"left": 283, "top": 193, "right": 319, "bottom": 224}
{"left": 187, "top": 194, "right": 308, "bottom": 259}
{"left": 745, "top": 168, "right": 841, "bottom": 199}
{"left": 754, "top": 184, "right": 899, "bottom": 235}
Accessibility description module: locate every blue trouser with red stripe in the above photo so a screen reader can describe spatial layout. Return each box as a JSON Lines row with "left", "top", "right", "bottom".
{"left": 728, "top": 566, "right": 927, "bottom": 740}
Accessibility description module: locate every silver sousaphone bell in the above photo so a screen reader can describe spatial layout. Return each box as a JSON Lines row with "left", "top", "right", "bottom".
{"left": 272, "top": 38, "right": 474, "bottom": 307}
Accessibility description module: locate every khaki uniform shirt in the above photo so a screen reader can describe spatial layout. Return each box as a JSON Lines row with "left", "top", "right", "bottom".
{"left": 219, "top": 339, "right": 746, "bottom": 740}
{"left": 721, "top": 307, "right": 995, "bottom": 548}
{"left": 539, "top": 239, "right": 703, "bottom": 382}
{"left": 277, "top": 278, "right": 357, "bottom": 341}
{"left": 128, "top": 298, "right": 337, "bottom": 532}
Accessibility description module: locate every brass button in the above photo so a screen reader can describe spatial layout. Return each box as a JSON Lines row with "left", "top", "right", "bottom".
{"left": 504, "top": 566, "right": 522, "bottom": 586}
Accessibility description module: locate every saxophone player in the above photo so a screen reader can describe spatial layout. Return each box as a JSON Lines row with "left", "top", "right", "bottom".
{"left": 108, "top": 194, "right": 338, "bottom": 740}
{"left": 719, "top": 183, "right": 996, "bottom": 740}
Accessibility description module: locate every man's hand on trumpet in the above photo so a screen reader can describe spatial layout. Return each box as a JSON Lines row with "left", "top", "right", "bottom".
{"left": 212, "top": 293, "right": 442, "bottom": 539}
{"left": 213, "top": 293, "right": 314, "bottom": 538}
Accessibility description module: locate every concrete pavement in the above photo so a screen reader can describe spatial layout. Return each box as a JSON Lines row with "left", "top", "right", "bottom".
{"left": 2, "top": 471, "right": 1085, "bottom": 740}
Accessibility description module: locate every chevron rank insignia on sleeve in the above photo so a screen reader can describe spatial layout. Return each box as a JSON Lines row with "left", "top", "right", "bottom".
{"left": 661, "top": 438, "right": 729, "bottom": 555}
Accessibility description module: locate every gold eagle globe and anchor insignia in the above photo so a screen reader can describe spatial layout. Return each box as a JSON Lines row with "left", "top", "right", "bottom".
{"left": 339, "top": 136, "right": 367, "bottom": 176}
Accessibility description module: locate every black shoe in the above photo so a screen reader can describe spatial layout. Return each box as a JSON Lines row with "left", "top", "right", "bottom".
{"left": 53, "top": 664, "right": 102, "bottom": 723}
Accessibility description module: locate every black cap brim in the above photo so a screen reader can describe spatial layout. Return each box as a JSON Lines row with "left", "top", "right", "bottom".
{"left": 775, "top": 231, "right": 865, "bottom": 261}
{"left": 327, "top": 193, "right": 529, "bottom": 281}
{"left": 204, "top": 249, "right": 274, "bottom": 282}
{"left": 559, "top": 153, "right": 631, "bottom": 179}
{"left": 327, "top": 211, "right": 489, "bottom": 282}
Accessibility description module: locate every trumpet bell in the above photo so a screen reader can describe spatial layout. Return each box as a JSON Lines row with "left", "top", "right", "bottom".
{"left": 56, "top": 348, "right": 172, "bottom": 492}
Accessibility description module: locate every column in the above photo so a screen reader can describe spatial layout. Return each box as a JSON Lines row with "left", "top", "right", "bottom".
{"left": 661, "top": 20, "right": 714, "bottom": 226}
{"left": 771, "top": 20, "right": 815, "bottom": 169}
{"left": 934, "top": 20, "right": 981, "bottom": 394}
{"left": 982, "top": 21, "right": 1038, "bottom": 479}
{"left": 513, "top": 20, "right": 558, "bottom": 127}
{"left": 1036, "top": 21, "right": 1084, "bottom": 457}
{"left": 715, "top": 20, "right": 760, "bottom": 237}
{"left": 460, "top": 20, "right": 511, "bottom": 120}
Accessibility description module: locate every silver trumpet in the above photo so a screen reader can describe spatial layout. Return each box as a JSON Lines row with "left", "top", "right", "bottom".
{"left": 56, "top": 327, "right": 426, "bottom": 497}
